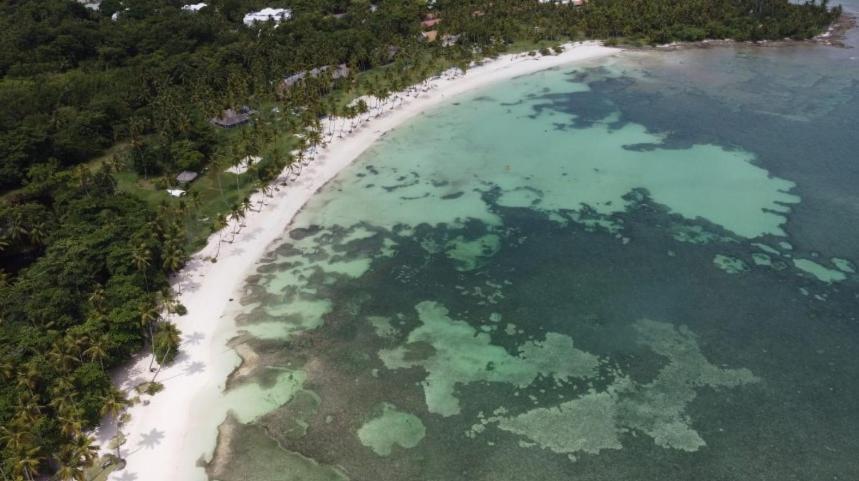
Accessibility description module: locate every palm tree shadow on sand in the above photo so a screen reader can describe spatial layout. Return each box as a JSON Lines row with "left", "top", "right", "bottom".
{"left": 138, "top": 428, "right": 165, "bottom": 450}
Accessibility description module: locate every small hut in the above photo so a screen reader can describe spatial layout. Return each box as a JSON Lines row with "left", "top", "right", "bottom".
{"left": 421, "top": 17, "right": 442, "bottom": 28}
{"left": 422, "top": 30, "right": 439, "bottom": 42}
{"left": 176, "top": 171, "right": 199, "bottom": 184}
{"left": 211, "top": 106, "right": 254, "bottom": 128}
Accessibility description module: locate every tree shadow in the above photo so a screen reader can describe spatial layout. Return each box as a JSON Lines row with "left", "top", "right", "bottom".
{"left": 185, "top": 361, "right": 206, "bottom": 376}
{"left": 139, "top": 428, "right": 165, "bottom": 449}
{"left": 183, "top": 331, "right": 205, "bottom": 346}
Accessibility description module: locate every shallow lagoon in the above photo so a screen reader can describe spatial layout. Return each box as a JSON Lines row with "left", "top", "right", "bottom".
{"left": 208, "top": 21, "right": 859, "bottom": 481}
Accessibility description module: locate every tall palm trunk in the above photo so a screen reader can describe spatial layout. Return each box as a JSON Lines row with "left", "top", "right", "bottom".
{"left": 151, "top": 345, "right": 171, "bottom": 384}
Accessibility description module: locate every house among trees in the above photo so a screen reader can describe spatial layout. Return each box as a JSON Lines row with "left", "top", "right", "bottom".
{"left": 243, "top": 8, "right": 292, "bottom": 26}
{"left": 77, "top": 0, "right": 100, "bottom": 10}
{"left": 442, "top": 34, "right": 460, "bottom": 47}
{"left": 422, "top": 30, "right": 439, "bottom": 42}
{"left": 175, "top": 171, "right": 199, "bottom": 184}
{"left": 181, "top": 3, "right": 208, "bottom": 12}
{"left": 211, "top": 106, "right": 254, "bottom": 128}
{"left": 281, "top": 64, "right": 351, "bottom": 90}
{"left": 421, "top": 16, "right": 442, "bottom": 29}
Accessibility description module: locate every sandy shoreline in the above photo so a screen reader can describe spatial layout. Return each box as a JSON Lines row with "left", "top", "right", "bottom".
{"left": 94, "top": 41, "right": 620, "bottom": 481}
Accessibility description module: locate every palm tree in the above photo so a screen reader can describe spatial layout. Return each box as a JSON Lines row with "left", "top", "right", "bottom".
{"left": 139, "top": 302, "right": 160, "bottom": 364}
{"left": 70, "top": 434, "right": 99, "bottom": 466}
{"left": 100, "top": 390, "right": 127, "bottom": 451}
{"left": 228, "top": 204, "right": 245, "bottom": 240}
{"left": 162, "top": 244, "right": 184, "bottom": 294}
{"left": 162, "top": 244, "right": 184, "bottom": 274}
{"left": 151, "top": 322, "right": 182, "bottom": 383}
{"left": 15, "top": 445, "right": 40, "bottom": 481}
{"left": 107, "top": 432, "right": 127, "bottom": 468}
{"left": 306, "top": 127, "right": 323, "bottom": 158}
{"left": 131, "top": 242, "right": 152, "bottom": 291}
{"left": 15, "top": 364, "right": 39, "bottom": 396}
{"left": 105, "top": 154, "right": 124, "bottom": 176}
{"left": 8, "top": 214, "right": 27, "bottom": 244}
{"left": 0, "top": 424, "right": 23, "bottom": 451}
{"left": 48, "top": 390, "right": 76, "bottom": 415}
{"left": 54, "top": 458, "right": 84, "bottom": 481}
{"left": 88, "top": 285, "right": 106, "bottom": 314}
{"left": 158, "top": 288, "right": 181, "bottom": 323}
{"left": 57, "top": 414, "right": 82, "bottom": 439}
{"left": 0, "top": 357, "right": 13, "bottom": 381}
{"left": 209, "top": 153, "right": 229, "bottom": 207}
{"left": 27, "top": 222, "right": 47, "bottom": 247}
{"left": 187, "top": 190, "right": 201, "bottom": 213}
{"left": 211, "top": 214, "right": 227, "bottom": 260}
{"left": 84, "top": 336, "right": 109, "bottom": 371}
{"left": 72, "top": 165, "right": 91, "bottom": 194}
{"left": 255, "top": 180, "right": 272, "bottom": 210}
{"left": 241, "top": 196, "right": 254, "bottom": 215}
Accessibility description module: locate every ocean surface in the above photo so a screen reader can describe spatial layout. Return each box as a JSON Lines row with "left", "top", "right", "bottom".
{"left": 208, "top": 8, "right": 859, "bottom": 480}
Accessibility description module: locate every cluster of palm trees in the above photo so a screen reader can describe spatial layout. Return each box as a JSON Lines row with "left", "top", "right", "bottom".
{"left": 0, "top": 218, "right": 187, "bottom": 480}
{"left": 0, "top": 330, "right": 125, "bottom": 481}
{"left": 132, "top": 206, "right": 186, "bottom": 363}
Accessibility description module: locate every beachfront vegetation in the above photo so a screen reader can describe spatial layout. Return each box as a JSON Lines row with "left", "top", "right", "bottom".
{"left": 0, "top": 0, "right": 839, "bottom": 478}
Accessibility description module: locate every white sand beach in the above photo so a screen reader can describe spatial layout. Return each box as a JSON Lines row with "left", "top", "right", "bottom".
{"left": 94, "top": 41, "right": 620, "bottom": 481}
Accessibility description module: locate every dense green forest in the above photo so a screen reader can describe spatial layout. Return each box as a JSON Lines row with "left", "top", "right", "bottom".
{"left": 0, "top": 0, "right": 839, "bottom": 479}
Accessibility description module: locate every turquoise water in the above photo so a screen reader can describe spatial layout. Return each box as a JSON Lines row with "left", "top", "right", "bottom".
{"left": 208, "top": 15, "right": 859, "bottom": 481}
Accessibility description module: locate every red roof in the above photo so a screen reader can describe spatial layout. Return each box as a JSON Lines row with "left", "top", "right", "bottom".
{"left": 421, "top": 18, "right": 441, "bottom": 28}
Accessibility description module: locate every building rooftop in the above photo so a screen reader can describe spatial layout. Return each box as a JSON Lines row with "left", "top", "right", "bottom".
{"left": 442, "top": 34, "right": 460, "bottom": 47}
{"left": 243, "top": 8, "right": 292, "bottom": 26}
{"left": 282, "top": 64, "right": 351, "bottom": 89}
{"left": 211, "top": 107, "right": 254, "bottom": 128}
{"left": 421, "top": 18, "right": 442, "bottom": 28}
{"left": 176, "top": 171, "right": 199, "bottom": 184}
{"left": 182, "top": 3, "right": 207, "bottom": 12}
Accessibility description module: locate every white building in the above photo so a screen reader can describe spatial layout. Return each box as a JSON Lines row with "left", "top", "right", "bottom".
{"left": 181, "top": 3, "right": 208, "bottom": 12}
{"left": 243, "top": 8, "right": 292, "bottom": 26}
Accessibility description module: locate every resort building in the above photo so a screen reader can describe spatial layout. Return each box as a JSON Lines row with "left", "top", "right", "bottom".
{"left": 281, "top": 64, "right": 351, "bottom": 90}
{"left": 243, "top": 8, "right": 292, "bottom": 26}
{"left": 181, "top": 3, "right": 207, "bottom": 12}
{"left": 422, "top": 30, "right": 439, "bottom": 43}
{"left": 77, "top": 0, "right": 100, "bottom": 10}
{"left": 421, "top": 17, "right": 442, "bottom": 29}
{"left": 175, "top": 171, "right": 199, "bottom": 185}
{"left": 226, "top": 156, "right": 262, "bottom": 175}
{"left": 211, "top": 106, "right": 255, "bottom": 128}
{"left": 442, "top": 34, "right": 460, "bottom": 47}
